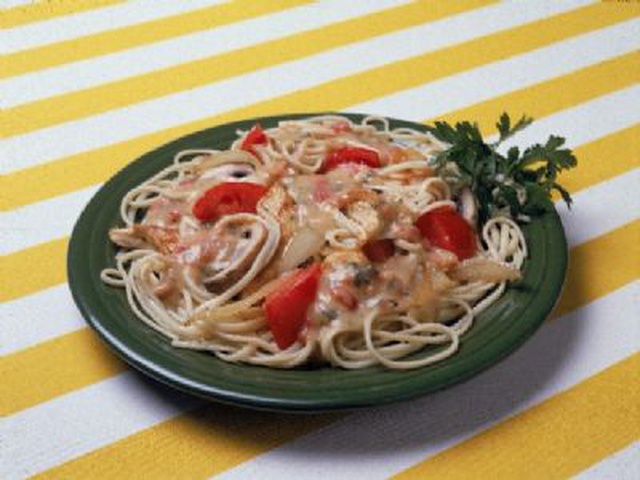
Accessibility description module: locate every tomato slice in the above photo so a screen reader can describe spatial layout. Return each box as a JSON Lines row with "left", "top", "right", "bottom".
{"left": 321, "top": 147, "right": 381, "bottom": 172}
{"left": 362, "top": 238, "right": 395, "bottom": 262}
{"left": 415, "top": 207, "right": 476, "bottom": 260}
{"left": 240, "top": 124, "right": 268, "bottom": 154}
{"left": 192, "top": 182, "right": 268, "bottom": 222}
{"left": 264, "top": 263, "right": 322, "bottom": 350}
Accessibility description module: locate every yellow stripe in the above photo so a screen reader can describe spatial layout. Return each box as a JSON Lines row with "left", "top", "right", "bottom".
{"left": 0, "top": 0, "right": 121, "bottom": 28}
{"left": 3, "top": 219, "right": 636, "bottom": 415}
{"left": 1, "top": 0, "right": 311, "bottom": 78}
{"left": 560, "top": 124, "right": 639, "bottom": 195}
{"left": 35, "top": 406, "right": 339, "bottom": 480}
{"left": 2, "top": 5, "right": 637, "bottom": 211}
{"left": 553, "top": 221, "right": 640, "bottom": 320}
{"left": 0, "top": 237, "right": 67, "bottom": 303}
{"left": 1, "top": 329, "right": 124, "bottom": 417}
{"left": 1, "top": 0, "right": 492, "bottom": 138}
{"left": 394, "top": 353, "right": 640, "bottom": 480}
{"left": 436, "top": 51, "right": 640, "bottom": 138}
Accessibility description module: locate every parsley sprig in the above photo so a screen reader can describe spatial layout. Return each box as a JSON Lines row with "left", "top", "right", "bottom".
{"left": 426, "top": 113, "right": 577, "bottom": 223}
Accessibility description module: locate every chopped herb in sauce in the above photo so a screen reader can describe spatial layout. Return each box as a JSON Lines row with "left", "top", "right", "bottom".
{"left": 320, "top": 308, "right": 338, "bottom": 321}
{"left": 354, "top": 264, "right": 377, "bottom": 288}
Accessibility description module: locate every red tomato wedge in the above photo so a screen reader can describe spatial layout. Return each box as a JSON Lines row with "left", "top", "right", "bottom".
{"left": 415, "top": 207, "right": 476, "bottom": 260}
{"left": 362, "top": 238, "right": 395, "bottom": 262}
{"left": 322, "top": 146, "right": 381, "bottom": 172}
{"left": 192, "top": 182, "right": 268, "bottom": 222}
{"left": 241, "top": 124, "right": 268, "bottom": 154}
{"left": 264, "top": 263, "right": 322, "bottom": 350}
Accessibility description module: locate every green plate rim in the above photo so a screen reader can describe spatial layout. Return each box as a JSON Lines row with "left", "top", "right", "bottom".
{"left": 67, "top": 112, "right": 568, "bottom": 412}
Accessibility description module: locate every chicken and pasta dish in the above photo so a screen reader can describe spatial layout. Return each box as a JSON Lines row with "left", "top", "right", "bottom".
{"left": 103, "top": 115, "right": 529, "bottom": 370}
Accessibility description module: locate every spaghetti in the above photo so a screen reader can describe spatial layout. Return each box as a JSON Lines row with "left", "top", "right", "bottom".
{"left": 102, "top": 115, "right": 526, "bottom": 369}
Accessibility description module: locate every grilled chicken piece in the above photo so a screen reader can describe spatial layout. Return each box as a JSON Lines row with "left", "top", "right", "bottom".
{"left": 259, "top": 184, "right": 297, "bottom": 259}
{"left": 258, "top": 184, "right": 290, "bottom": 218}
{"left": 109, "top": 225, "right": 180, "bottom": 254}
{"left": 347, "top": 200, "right": 383, "bottom": 238}
{"left": 425, "top": 248, "right": 459, "bottom": 273}
{"left": 451, "top": 257, "right": 521, "bottom": 283}
{"left": 335, "top": 186, "right": 378, "bottom": 209}
{"left": 323, "top": 250, "right": 368, "bottom": 270}
{"left": 242, "top": 187, "right": 298, "bottom": 294}
{"left": 152, "top": 261, "right": 184, "bottom": 304}
{"left": 192, "top": 151, "right": 259, "bottom": 176}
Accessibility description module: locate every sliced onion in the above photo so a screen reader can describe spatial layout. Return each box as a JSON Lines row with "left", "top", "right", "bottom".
{"left": 199, "top": 163, "right": 256, "bottom": 181}
{"left": 381, "top": 254, "right": 416, "bottom": 288}
{"left": 408, "top": 271, "right": 437, "bottom": 322}
{"left": 279, "top": 227, "right": 325, "bottom": 273}
{"left": 452, "top": 257, "right": 521, "bottom": 283}
{"left": 430, "top": 267, "right": 457, "bottom": 293}
{"left": 194, "top": 150, "right": 260, "bottom": 174}
{"left": 459, "top": 187, "right": 478, "bottom": 228}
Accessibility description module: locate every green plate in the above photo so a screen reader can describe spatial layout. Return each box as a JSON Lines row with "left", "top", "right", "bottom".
{"left": 68, "top": 113, "right": 568, "bottom": 412}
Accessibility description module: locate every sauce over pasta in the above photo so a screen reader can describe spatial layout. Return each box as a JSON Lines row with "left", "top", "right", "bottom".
{"left": 102, "top": 115, "right": 526, "bottom": 369}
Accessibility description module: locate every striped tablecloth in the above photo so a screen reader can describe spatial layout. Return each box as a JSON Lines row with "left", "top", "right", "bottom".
{"left": 2, "top": 1, "right": 639, "bottom": 478}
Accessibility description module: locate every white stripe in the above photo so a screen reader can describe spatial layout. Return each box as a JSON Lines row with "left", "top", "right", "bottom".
{"left": 219, "top": 283, "right": 640, "bottom": 480}
{"left": 5, "top": 281, "right": 637, "bottom": 478}
{"left": 0, "top": 185, "right": 98, "bottom": 256}
{"left": 0, "top": 0, "right": 590, "bottom": 173}
{"left": 556, "top": 169, "right": 639, "bottom": 247}
{"left": 575, "top": 442, "right": 640, "bottom": 480}
{"left": 2, "top": 0, "right": 228, "bottom": 53}
{"left": 1, "top": 77, "right": 637, "bottom": 256}
{"left": 1, "top": 0, "right": 408, "bottom": 106}
{"left": 1, "top": 284, "right": 85, "bottom": 356}
{"left": 497, "top": 88, "right": 640, "bottom": 151}
{"left": 1, "top": 0, "right": 32, "bottom": 8}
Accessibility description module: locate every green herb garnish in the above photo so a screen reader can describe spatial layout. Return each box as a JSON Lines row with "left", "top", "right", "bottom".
{"left": 426, "top": 113, "right": 577, "bottom": 223}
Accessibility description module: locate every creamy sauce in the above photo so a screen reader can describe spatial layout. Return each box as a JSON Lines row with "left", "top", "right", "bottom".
{"left": 145, "top": 197, "right": 188, "bottom": 228}
{"left": 104, "top": 115, "right": 530, "bottom": 371}
{"left": 175, "top": 220, "right": 266, "bottom": 283}
{"left": 313, "top": 251, "right": 435, "bottom": 330}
